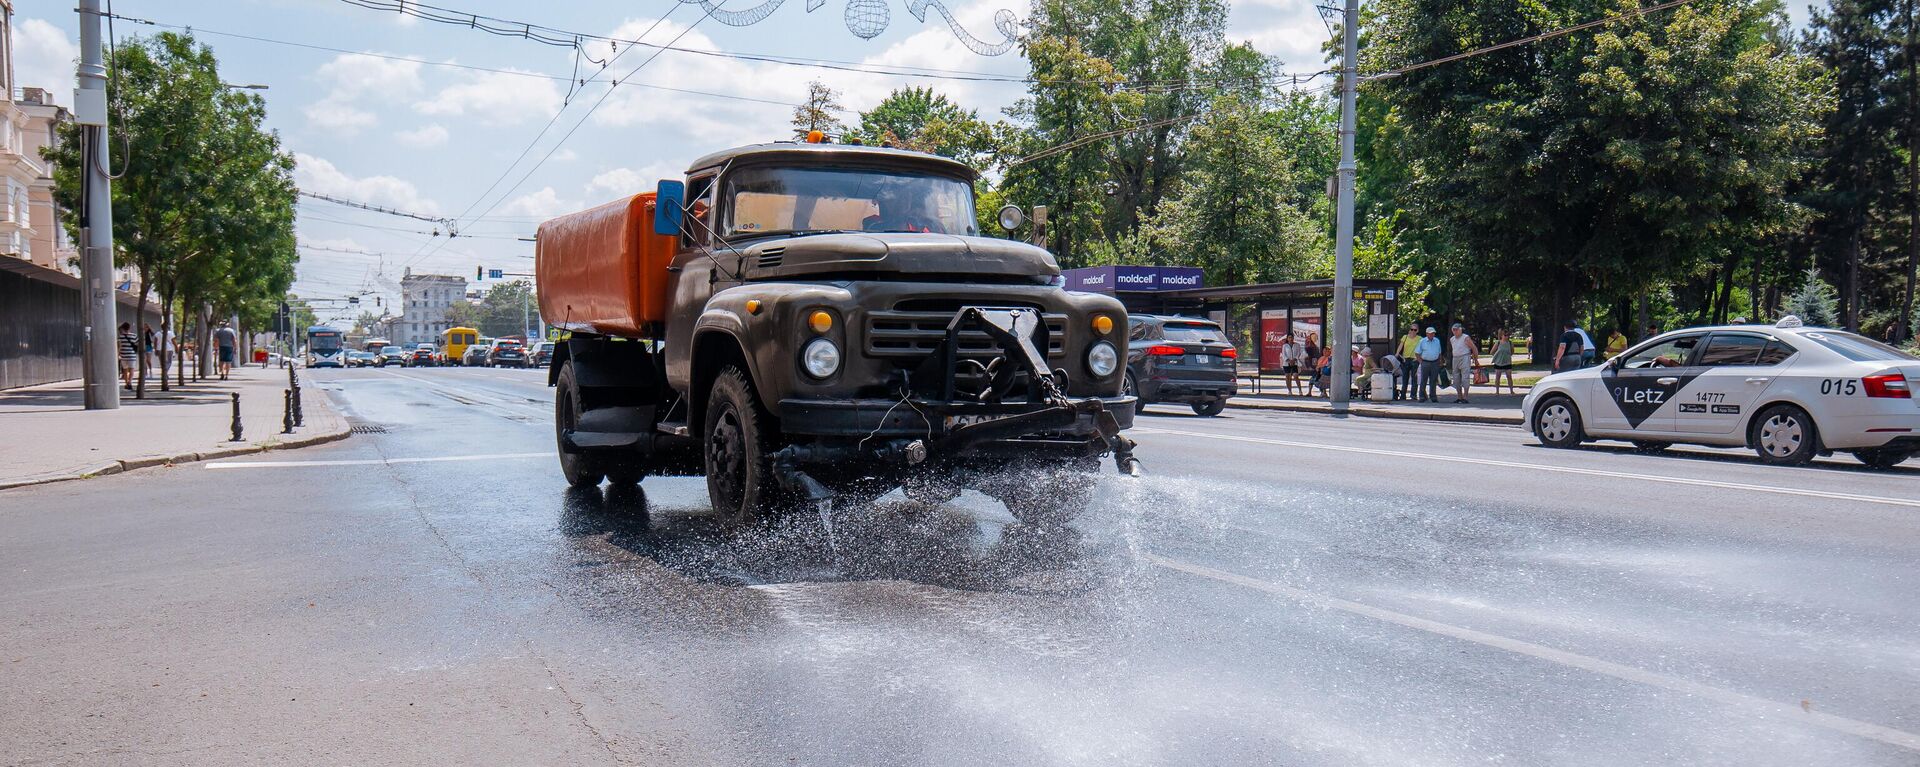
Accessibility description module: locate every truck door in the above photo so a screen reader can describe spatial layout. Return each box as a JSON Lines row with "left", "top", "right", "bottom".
{"left": 1590, "top": 333, "right": 1704, "bottom": 436}
{"left": 1675, "top": 332, "right": 1796, "bottom": 435}
{"left": 664, "top": 173, "right": 720, "bottom": 387}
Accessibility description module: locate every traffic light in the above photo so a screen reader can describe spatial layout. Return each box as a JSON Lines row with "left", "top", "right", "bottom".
{"left": 476, "top": 266, "right": 484, "bottom": 280}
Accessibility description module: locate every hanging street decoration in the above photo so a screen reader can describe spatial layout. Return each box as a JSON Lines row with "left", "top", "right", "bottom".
{"left": 675, "top": 0, "right": 1019, "bottom": 55}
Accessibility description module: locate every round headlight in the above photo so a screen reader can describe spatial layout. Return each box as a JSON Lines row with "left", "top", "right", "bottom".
{"left": 1087, "top": 341, "right": 1119, "bottom": 378}
{"left": 998, "top": 204, "right": 1027, "bottom": 231}
{"left": 802, "top": 337, "right": 840, "bottom": 379}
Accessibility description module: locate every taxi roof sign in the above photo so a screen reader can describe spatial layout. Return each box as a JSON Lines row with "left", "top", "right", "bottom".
{"left": 1775, "top": 315, "right": 1804, "bottom": 328}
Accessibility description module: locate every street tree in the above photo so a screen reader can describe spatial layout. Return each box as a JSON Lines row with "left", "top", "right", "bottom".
{"left": 791, "top": 80, "right": 846, "bottom": 139}
{"left": 1785, "top": 266, "right": 1843, "bottom": 326}
{"left": 849, "top": 87, "right": 998, "bottom": 168}
{"left": 1364, "top": 0, "right": 1827, "bottom": 348}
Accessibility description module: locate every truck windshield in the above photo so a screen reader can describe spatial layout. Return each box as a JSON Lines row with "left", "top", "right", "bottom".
{"left": 723, "top": 166, "right": 977, "bottom": 237}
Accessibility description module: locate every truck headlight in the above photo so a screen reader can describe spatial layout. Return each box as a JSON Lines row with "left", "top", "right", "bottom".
{"left": 802, "top": 338, "right": 840, "bottom": 379}
{"left": 1087, "top": 341, "right": 1118, "bottom": 378}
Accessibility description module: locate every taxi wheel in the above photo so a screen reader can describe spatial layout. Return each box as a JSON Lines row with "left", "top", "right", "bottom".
{"left": 554, "top": 362, "right": 605, "bottom": 487}
{"left": 1751, "top": 404, "right": 1819, "bottom": 466}
{"left": 1534, "top": 396, "right": 1585, "bottom": 449}
{"left": 1852, "top": 448, "right": 1913, "bottom": 470}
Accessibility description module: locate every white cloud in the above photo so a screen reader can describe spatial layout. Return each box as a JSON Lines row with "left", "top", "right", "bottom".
{"left": 305, "top": 53, "right": 424, "bottom": 135}
{"left": 395, "top": 124, "right": 449, "bottom": 147}
{"left": 414, "top": 69, "right": 562, "bottom": 124}
{"left": 550, "top": 148, "right": 579, "bottom": 162}
{"left": 583, "top": 162, "right": 683, "bottom": 200}
{"left": 496, "top": 187, "right": 576, "bottom": 218}
{"left": 14, "top": 19, "right": 79, "bottom": 104}
{"left": 294, "top": 152, "right": 442, "bottom": 214}
{"left": 1245, "top": 22, "right": 1332, "bottom": 69}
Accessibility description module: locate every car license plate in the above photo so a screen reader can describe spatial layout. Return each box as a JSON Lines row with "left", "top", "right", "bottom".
{"left": 1195, "top": 354, "right": 1210, "bottom": 364}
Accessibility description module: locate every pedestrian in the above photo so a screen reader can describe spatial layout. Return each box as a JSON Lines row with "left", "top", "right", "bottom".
{"left": 1395, "top": 324, "right": 1422, "bottom": 400}
{"left": 1554, "top": 320, "right": 1586, "bottom": 373}
{"left": 1354, "top": 346, "right": 1375, "bottom": 398}
{"left": 1645, "top": 323, "right": 1662, "bottom": 342}
{"left": 141, "top": 323, "right": 156, "bottom": 376}
{"left": 1604, "top": 327, "right": 1628, "bottom": 360}
{"left": 1448, "top": 323, "right": 1478, "bottom": 403}
{"left": 1488, "top": 329, "right": 1516, "bottom": 394}
{"left": 1575, "top": 324, "right": 1598, "bottom": 368}
{"left": 116, "top": 322, "right": 137, "bottom": 390}
{"left": 1280, "top": 332, "right": 1305, "bottom": 395}
{"left": 1311, "top": 343, "right": 1334, "bottom": 395}
{"left": 214, "top": 319, "right": 239, "bottom": 380}
{"left": 1415, "top": 327, "right": 1443, "bottom": 403}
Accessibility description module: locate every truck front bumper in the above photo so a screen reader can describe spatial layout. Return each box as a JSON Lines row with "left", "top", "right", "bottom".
{"left": 778, "top": 395, "right": 1137, "bottom": 443}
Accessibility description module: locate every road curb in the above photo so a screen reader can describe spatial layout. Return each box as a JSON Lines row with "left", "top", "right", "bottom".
{"left": 0, "top": 418, "right": 352, "bottom": 492}
{"left": 1225, "top": 398, "right": 1523, "bottom": 426}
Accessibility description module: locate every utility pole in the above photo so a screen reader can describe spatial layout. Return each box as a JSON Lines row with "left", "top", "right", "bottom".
{"left": 1329, "top": 0, "right": 1360, "bottom": 414}
{"left": 76, "top": 0, "right": 118, "bottom": 409}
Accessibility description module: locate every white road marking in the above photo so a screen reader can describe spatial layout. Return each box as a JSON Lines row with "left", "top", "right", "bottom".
{"left": 206, "top": 452, "right": 547, "bottom": 469}
{"left": 1134, "top": 426, "right": 1920, "bottom": 509}
{"left": 1145, "top": 553, "right": 1920, "bottom": 752}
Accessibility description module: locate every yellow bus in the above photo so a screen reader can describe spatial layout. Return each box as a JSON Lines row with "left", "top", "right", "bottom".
{"left": 440, "top": 326, "right": 480, "bottom": 366}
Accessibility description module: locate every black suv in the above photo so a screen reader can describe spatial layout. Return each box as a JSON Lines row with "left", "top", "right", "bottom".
{"left": 1124, "top": 314, "right": 1238, "bottom": 416}
{"left": 486, "top": 340, "right": 527, "bottom": 368}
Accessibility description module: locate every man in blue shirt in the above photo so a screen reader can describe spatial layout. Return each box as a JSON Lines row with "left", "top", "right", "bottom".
{"left": 1414, "top": 327, "right": 1444, "bottom": 403}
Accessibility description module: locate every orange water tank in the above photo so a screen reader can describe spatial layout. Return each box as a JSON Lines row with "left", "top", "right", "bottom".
{"left": 536, "top": 192, "right": 676, "bottom": 338}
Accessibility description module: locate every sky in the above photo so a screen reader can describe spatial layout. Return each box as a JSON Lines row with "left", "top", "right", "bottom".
{"left": 12, "top": 0, "right": 1813, "bottom": 326}
{"left": 12, "top": 0, "right": 1337, "bottom": 325}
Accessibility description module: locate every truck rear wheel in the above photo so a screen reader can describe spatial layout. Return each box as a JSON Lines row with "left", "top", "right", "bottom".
{"left": 554, "top": 362, "right": 604, "bottom": 488}
{"left": 704, "top": 365, "right": 781, "bottom": 530}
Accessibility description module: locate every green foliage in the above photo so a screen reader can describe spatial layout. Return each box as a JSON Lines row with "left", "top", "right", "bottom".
{"left": 1353, "top": 213, "right": 1431, "bottom": 320}
{"left": 1364, "top": 0, "right": 1826, "bottom": 329}
{"left": 1785, "top": 266, "right": 1842, "bottom": 326}
{"left": 1132, "top": 97, "right": 1329, "bottom": 284}
{"left": 473, "top": 280, "right": 538, "bottom": 338}
{"left": 849, "top": 87, "right": 999, "bottom": 168}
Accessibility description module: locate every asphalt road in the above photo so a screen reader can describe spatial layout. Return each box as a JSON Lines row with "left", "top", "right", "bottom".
{"left": 3, "top": 365, "right": 1918, "bottom": 766}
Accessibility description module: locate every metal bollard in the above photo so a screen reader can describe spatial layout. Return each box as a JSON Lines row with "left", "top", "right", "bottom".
{"left": 230, "top": 392, "right": 243, "bottom": 442}
{"left": 282, "top": 389, "right": 294, "bottom": 434}
{"left": 292, "top": 383, "right": 304, "bottom": 427}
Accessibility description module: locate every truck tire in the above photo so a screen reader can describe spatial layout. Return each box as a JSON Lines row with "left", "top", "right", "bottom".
{"left": 554, "top": 362, "right": 605, "bottom": 488}
{"left": 704, "top": 365, "right": 781, "bottom": 530}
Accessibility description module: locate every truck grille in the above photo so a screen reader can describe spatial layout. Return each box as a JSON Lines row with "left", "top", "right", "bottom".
{"left": 865, "top": 311, "right": 1068, "bottom": 359}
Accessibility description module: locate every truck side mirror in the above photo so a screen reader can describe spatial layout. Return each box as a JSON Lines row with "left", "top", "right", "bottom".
{"left": 655, "top": 179, "right": 685, "bottom": 237}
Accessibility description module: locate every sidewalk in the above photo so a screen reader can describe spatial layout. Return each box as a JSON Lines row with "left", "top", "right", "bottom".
{"left": 1224, "top": 382, "right": 1529, "bottom": 425}
{"left": 0, "top": 366, "right": 349, "bottom": 490}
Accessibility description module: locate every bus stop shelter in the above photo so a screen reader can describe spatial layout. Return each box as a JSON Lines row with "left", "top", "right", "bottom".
{"left": 1063, "top": 269, "right": 1403, "bottom": 378}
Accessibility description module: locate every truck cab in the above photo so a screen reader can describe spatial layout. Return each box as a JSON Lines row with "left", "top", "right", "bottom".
{"left": 538, "top": 142, "right": 1138, "bottom": 529}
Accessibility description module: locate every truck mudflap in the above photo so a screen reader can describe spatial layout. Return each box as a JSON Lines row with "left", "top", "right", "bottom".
{"left": 771, "top": 307, "right": 1141, "bottom": 505}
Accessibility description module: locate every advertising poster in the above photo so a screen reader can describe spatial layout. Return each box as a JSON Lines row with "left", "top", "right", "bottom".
{"left": 1259, "top": 309, "right": 1290, "bottom": 372}
{"left": 1293, "top": 306, "right": 1323, "bottom": 353}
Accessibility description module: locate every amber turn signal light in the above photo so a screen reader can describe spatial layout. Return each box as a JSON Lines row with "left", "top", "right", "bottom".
{"left": 1090, "top": 314, "right": 1114, "bottom": 335}
{"left": 745, "top": 299, "right": 762, "bottom": 315}
{"left": 808, "top": 310, "right": 833, "bottom": 334}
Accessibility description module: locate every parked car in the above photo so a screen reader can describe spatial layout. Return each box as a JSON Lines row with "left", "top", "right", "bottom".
{"left": 1124, "top": 314, "right": 1239, "bottom": 416}
{"left": 408, "top": 343, "right": 437, "bottom": 367}
{"left": 462, "top": 342, "right": 492, "bottom": 367}
{"left": 528, "top": 341, "right": 555, "bottom": 368}
{"left": 347, "top": 350, "right": 377, "bottom": 368}
{"left": 485, "top": 339, "right": 527, "bottom": 368}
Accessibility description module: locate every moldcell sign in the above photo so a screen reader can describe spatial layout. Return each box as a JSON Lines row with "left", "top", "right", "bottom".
{"left": 1062, "top": 266, "right": 1205, "bottom": 292}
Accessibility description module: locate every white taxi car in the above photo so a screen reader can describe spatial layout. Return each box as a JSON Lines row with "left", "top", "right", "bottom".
{"left": 1523, "top": 317, "right": 1920, "bottom": 467}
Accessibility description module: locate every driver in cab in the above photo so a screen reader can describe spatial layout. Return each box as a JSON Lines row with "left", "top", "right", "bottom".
{"left": 863, "top": 188, "right": 940, "bottom": 234}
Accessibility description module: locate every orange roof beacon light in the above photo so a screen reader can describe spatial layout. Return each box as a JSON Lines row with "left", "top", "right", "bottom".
{"left": 806, "top": 129, "right": 826, "bottom": 144}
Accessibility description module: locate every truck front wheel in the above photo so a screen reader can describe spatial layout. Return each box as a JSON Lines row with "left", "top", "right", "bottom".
{"left": 554, "top": 362, "right": 605, "bottom": 487}
{"left": 704, "top": 365, "right": 781, "bottom": 530}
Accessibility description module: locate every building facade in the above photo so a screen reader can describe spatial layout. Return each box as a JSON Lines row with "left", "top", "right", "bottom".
{"left": 397, "top": 269, "right": 468, "bottom": 345}
{"left": 18, "top": 87, "right": 75, "bottom": 272}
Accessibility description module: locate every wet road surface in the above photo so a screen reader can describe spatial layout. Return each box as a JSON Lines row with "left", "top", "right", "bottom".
{"left": 3, "top": 366, "right": 1918, "bottom": 765}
